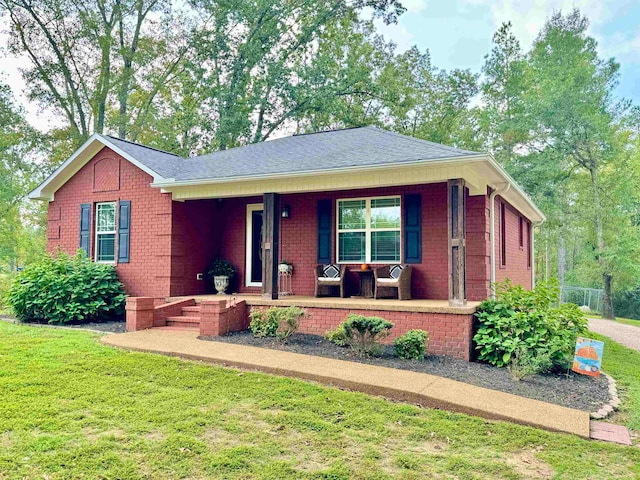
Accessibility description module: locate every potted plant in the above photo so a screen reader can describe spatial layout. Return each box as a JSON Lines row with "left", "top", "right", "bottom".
{"left": 207, "top": 258, "right": 236, "bottom": 294}
{"left": 278, "top": 260, "right": 293, "bottom": 274}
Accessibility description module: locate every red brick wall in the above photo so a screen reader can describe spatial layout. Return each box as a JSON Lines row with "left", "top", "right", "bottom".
{"left": 170, "top": 199, "right": 223, "bottom": 296}
{"left": 250, "top": 305, "right": 473, "bottom": 360}
{"left": 205, "top": 184, "right": 497, "bottom": 301}
{"left": 494, "top": 196, "right": 532, "bottom": 289}
{"left": 46, "top": 147, "right": 174, "bottom": 297}
{"left": 466, "top": 191, "right": 491, "bottom": 300}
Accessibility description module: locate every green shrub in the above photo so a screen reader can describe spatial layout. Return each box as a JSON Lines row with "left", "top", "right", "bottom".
{"left": 474, "top": 280, "right": 588, "bottom": 369}
{"left": 0, "top": 273, "right": 12, "bottom": 313}
{"left": 343, "top": 314, "right": 394, "bottom": 356}
{"left": 326, "top": 323, "right": 349, "bottom": 347}
{"left": 7, "top": 251, "right": 125, "bottom": 324}
{"left": 394, "top": 330, "right": 430, "bottom": 360}
{"left": 507, "top": 346, "right": 553, "bottom": 381}
{"left": 249, "top": 306, "right": 307, "bottom": 342}
{"left": 249, "top": 308, "right": 279, "bottom": 337}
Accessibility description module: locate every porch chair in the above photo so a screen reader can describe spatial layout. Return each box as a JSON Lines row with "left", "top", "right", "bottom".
{"left": 314, "top": 264, "right": 348, "bottom": 298}
{"left": 373, "top": 265, "right": 413, "bottom": 300}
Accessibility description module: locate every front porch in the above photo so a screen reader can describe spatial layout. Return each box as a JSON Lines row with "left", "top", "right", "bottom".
{"left": 126, "top": 294, "right": 480, "bottom": 360}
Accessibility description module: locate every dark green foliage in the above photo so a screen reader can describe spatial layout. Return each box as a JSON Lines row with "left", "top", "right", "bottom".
{"left": 326, "top": 323, "right": 349, "bottom": 347}
{"left": 474, "top": 280, "right": 588, "bottom": 368}
{"left": 7, "top": 251, "right": 125, "bottom": 324}
{"left": 207, "top": 258, "right": 236, "bottom": 277}
{"left": 343, "top": 314, "right": 394, "bottom": 356}
{"left": 394, "top": 329, "right": 430, "bottom": 360}
{"left": 613, "top": 287, "right": 640, "bottom": 320}
{"left": 249, "top": 306, "right": 306, "bottom": 342}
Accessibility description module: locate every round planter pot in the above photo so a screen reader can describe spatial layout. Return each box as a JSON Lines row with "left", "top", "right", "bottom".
{"left": 213, "top": 275, "right": 229, "bottom": 295}
{"left": 278, "top": 264, "right": 293, "bottom": 273}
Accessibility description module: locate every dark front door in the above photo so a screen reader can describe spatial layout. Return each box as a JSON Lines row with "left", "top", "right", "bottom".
{"left": 250, "top": 209, "right": 263, "bottom": 284}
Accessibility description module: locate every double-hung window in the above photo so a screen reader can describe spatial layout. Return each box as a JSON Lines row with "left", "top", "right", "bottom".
{"left": 337, "top": 196, "right": 401, "bottom": 263}
{"left": 95, "top": 202, "right": 116, "bottom": 262}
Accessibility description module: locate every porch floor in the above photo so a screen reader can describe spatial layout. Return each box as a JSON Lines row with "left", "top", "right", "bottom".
{"left": 166, "top": 294, "right": 480, "bottom": 315}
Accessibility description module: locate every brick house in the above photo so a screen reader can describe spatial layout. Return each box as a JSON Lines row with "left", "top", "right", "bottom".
{"left": 30, "top": 127, "right": 544, "bottom": 360}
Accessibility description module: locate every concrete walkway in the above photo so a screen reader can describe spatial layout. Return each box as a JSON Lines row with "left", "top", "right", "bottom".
{"left": 102, "top": 329, "right": 590, "bottom": 438}
{"left": 589, "top": 318, "right": 640, "bottom": 352}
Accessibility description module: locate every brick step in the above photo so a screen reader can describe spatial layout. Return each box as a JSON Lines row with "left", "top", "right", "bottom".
{"left": 156, "top": 325, "right": 199, "bottom": 331}
{"left": 181, "top": 306, "right": 201, "bottom": 314}
{"left": 166, "top": 315, "right": 200, "bottom": 324}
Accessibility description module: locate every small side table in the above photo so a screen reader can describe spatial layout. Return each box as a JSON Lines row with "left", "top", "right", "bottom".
{"left": 351, "top": 269, "right": 374, "bottom": 298}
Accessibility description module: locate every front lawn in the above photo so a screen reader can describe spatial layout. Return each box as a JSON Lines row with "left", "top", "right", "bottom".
{"left": 590, "top": 331, "right": 640, "bottom": 431}
{"left": 0, "top": 322, "right": 639, "bottom": 479}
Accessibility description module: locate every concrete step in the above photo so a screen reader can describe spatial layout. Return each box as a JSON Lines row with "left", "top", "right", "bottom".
{"left": 181, "top": 306, "right": 201, "bottom": 314}
{"left": 166, "top": 315, "right": 200, "bottom": 324}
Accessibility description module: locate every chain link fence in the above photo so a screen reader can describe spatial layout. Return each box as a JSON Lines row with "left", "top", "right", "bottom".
{"left": 560, "top": 286, "right": 603, "bottom": 314}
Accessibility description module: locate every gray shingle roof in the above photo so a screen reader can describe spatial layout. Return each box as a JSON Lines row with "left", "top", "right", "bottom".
{"left": 106, "top": 126, "right": 483, "bottom": 182}
{"left": 104, "top": 135, "right": 181, "bottom": 179}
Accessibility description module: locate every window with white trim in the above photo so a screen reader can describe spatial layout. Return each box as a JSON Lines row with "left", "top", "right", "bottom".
{"left": 95, "top": 202, "right": 116, "bottom": 262}
{"left": 337, "top": 196, "right": 401, "bottom": 263}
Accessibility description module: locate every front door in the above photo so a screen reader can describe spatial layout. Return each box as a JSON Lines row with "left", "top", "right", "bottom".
{"left": 246, "top": 204, "right": 263, "bottom": 287}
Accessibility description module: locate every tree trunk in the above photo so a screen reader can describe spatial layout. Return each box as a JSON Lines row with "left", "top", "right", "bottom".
{"left": 602, "top": 273, "right": 614, "bottom": 319}
{"left": 557, "top": 233, "right": 566, "bottom": 289}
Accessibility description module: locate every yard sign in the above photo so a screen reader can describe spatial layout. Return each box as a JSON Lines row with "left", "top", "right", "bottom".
{"left": 572, "top": 337, "right": 604, "bottom": 378}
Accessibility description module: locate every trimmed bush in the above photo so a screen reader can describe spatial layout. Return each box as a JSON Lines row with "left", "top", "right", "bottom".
{"left": 7, "top": 251, "right": 125, "bottom": 324}
{"left": 474, "top": 280, "right": 587, "bottom": 369}
{"left": 249, "top": 306, "right": 306, "bottom": 342}
{"left": 394, "top": 330, "right": 430, "bottom": 360}
{"left": 326, "top": 323, "right": 348, "bottom": 347}
{"left": 343, "top": 314, "right": 394, "bottom": 356}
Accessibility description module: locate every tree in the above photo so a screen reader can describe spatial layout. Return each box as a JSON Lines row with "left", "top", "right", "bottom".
{"left": 0, "top": 80, "right": 45, "bottom": 271}
{"left": 1, "top": 0, "right": 193, "bottom": 145}
{"left": 522, "top": 10, "right": 633, "bottom": 317}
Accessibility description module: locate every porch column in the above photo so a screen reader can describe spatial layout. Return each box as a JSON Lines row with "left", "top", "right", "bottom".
{"left": 262, "top": 193, "right": 280, "bottom": 299}
{"left": 448, "top": 179, "right": 467, "bottom": 306}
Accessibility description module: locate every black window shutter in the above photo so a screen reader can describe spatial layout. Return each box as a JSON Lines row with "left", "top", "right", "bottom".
{"left": 118, "top": 200, "right": 131, "bottom": 263}
{"left": 317, "top": 199, "right": 332, "bottom": 264}
{"left": 79, "top": 203, "right": 91, "bottom": 257}
{"left": 404, "top": 194, "right": 422, "bottom": 264}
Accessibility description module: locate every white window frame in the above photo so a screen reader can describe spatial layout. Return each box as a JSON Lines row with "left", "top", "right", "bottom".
{"left": 336, "top": 195, "right": 401, "bottom": 264}
{"left": 95, "top": 202, "right": 117, "bottom": 263}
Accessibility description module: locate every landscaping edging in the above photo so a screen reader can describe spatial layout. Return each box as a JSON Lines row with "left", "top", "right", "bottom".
{"left": 590, "top": 373, "right": 621, "bottom": 420}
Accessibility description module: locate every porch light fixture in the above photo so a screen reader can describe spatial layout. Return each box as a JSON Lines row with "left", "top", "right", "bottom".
{"left": 281, "top": 205, "right": 290, "bottom": 218}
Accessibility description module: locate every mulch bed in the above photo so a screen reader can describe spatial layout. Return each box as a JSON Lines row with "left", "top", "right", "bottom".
{"left": 204, "top": 331, "right": 610, "bottom": 412}
{"left": 0, "top": 315, "right": 126, "bottom": 334}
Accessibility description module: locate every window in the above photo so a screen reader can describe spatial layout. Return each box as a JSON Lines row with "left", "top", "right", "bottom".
{"left": 337, "top": 196, "right": 401, "bottom": 263}
{"left": 500, "top": 201, "right": 506, "bottom": 267}
{"left": 527, "top": 221, "right": 532, "bottom": 269}
{"left": 518, "top": 216, "right": 524, "bottom": 248}
{"left": 95, "top": 202, "right": 116, "bottom": 262}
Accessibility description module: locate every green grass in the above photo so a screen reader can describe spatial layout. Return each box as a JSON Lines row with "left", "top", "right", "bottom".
{"left": 589, "top": 331, "right": 640, "bottom": 431}
{"left": 1, "top": 322, "right": 639, "bottom": 480}
{"left": 614, "top": 317, "right": 640, "bottom": 327}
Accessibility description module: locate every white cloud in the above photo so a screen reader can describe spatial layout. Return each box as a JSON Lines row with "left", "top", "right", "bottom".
{"left": 459, "top": 0, "right": 617, "bottom": 50}
{"left": 402, "top": 0, "right": 428, "bottom": 13}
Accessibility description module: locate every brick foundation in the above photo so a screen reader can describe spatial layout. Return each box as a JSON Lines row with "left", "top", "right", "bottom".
{"left": 247, "top": 305, "right": 473, "bottom": 361}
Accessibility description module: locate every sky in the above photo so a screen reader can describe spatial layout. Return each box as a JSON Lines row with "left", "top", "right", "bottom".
{"left": 1, "top": 0, "right": 639, "bottom": 132}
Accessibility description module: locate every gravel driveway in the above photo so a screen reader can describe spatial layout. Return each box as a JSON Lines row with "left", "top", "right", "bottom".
{"left": 589, "top": 318, "right": 640, "bottom": 352}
